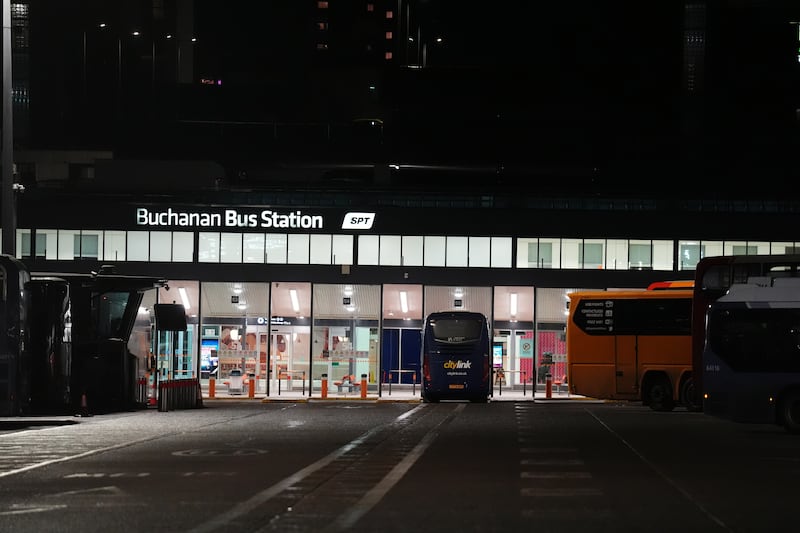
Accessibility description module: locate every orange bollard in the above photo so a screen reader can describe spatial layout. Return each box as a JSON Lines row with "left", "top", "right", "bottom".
{"left": 360, "top": 374, "right": 367, "bottom": 399}
{"left": 545, "top": 373, "right": 553, "bottom": 399}
{"left": 321, "top": 373, "right": 328, "bottom": 399}
{"left": 248, "top": 376, "right": 255, "bottom": 398}
{"left": 209, "top": 377, "right": 216, "bottom": 399}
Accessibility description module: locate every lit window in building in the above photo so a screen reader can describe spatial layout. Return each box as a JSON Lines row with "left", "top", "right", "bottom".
{"left": 317, "top": 1, "right": 328, "bottom": 8}
{"left": 385, "top": 31, "right": 393, "bottom": 40}
{"left": 385, "top": 51, "right": 393, "bottom": 60}
{"left": 317, "top": 22, "right": 328, "bottom": 30}
{"left": 385, "top": 10, "right": 393, "bottom": 19}
{"left": 367, "top": 3, "right": 374, "bottom": 12}
{"left": 317, "top": 43, "right": 329, "bottom": 50}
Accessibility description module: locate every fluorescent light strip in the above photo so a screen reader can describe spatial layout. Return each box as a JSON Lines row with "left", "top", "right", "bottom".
{"left": 510, "top": 293, "right": 518, "bottom": 317}
{"left": 290, "top": 289, "right": 300, "bottom": 312}
{"left": 400, "top": 291, "right": 409, "bottom": 313}
{"left": 178, "top": 287, "right": 191, "bottom": 310}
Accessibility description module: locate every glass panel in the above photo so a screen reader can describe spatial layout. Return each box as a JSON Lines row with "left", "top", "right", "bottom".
{"left": 58, "top": 230, "right": 79, "bottom": 260}
{"left": 173, "top": 232, "right": 194, "bottom": 262}
{"left": 17, "top": 229, "right": 30, "bottom": 259}
{"left": 243, "top": 233, "right": 265, "bottom": 263}
{"left": 606, "top": 239, "right": 628, "bottom": 270}
{"left": 401, "top": 236, "right": 423, "bottom": 266}
{"left": 80, "top": 233, "right": 100, "bottom": 259}
{"left": 540, "top": 238, "right": 560, "bottom": 268}
{"left": 380, "top": 235, "right": 402, "bottom": 266}
{"left": 491, "top": 237, "right": 512, "bottom": 268}
{"left": 265, "top": 234, "right": 287, "bottom": 264}
{"left": 127, "top": 231, "right": 149, "bottom": 261}
{"left": 723, "top": 240, "right": 749, "bottom": 256}
{"left": 198, "top": 232, "right": 220, "bottom": 263}
{"left": 287, "top": 234, "right": 309, "bottom": 264}
{"left": 772, "top": 242, "right": 799, "bottom": 254}
{"left": 332, "top": 235, "right": 353, "bottom": 265}
{"left": 561, "top": 238, "right": 581, "bottom": 269}
{"left": 424, "top": 236, "right": 446, "bottom": 266}
{"left": 220, "top": 233, "right": 243, "bottom": 263}
{"left": 358, "top": 235, "right": 379, "bottom": 265}
{"left": 446, "top": 236, "right": 468, "bottom": 267}
{"left": 104, "top": 230, "right": 126, "bottom": 261}
{"left": 516, "top": 237, "right": 537, "bottom": 268}
{"left": 748, "top": 241, "right": 770, "bottom": 255}
{"left": 581, "top": 240, "right": 604, "bottom": 269}
{"left": 678, "top": 241, "right": 702, "bottom": 271}
{"left": 702, "top": 240, "right": 723, "bottom": 258}
{"left": 629, "top": 240, "right": 652, "bottom": 270}
{"left": 652, "top": 240, "right": 673, "bottom": 271}
{"left": 39, "top": 229, "right": 58, "bottom": 259}
{"left": 468, "top": 236, "right": 491, "bottom": 268}
{"left": 150, "top": 232, "right": 172, "bottom": 261}
{"left": 310, "top": 234, "right": 332, "bottom": 264}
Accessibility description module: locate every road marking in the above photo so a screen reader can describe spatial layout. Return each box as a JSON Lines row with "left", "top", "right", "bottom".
{"left": 587, "top": 408, "right": 733, "bottom": 531}
{"left": 521, "top": 458, "right": 584, "bottom": 465}
{"left": 323, "top": 404, "right": 465, "bottom": 533}
{"left": 522, "top": 487, "right": 603, "bottom": 497}
{"left": 189, "top": 404, "right": 428, "bottom": 533}
{"left": 521, "top": 471, "right": 592, "bottom": 479}
{"left": 0, "top": 504, "right": 68, "bottom": 516}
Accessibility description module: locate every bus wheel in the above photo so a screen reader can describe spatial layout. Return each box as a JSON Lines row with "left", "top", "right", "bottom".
{"left": 782, "top": 391, "right": 800, "bottom": 434}
{"left": 681, "top": 378, "right": 702, "bottom": 412}
{"left": 647, "top": 377, "right": 675, "bottom": 412}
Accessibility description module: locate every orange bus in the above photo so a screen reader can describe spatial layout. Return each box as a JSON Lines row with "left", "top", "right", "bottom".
{"left": 566, "top": 288, "right": 693, "bottom": 411}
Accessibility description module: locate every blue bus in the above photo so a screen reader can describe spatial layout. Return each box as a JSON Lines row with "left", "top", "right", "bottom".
{"left": 703, "top": 279, "right": 800, "bottom": 433}
{"left": 421, "top": 311, "right": 491, "bottom": 403}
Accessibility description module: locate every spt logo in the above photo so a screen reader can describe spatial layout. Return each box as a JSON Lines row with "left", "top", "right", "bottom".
{"left": 341, "top": 212, "right": 376, "bottom": 230}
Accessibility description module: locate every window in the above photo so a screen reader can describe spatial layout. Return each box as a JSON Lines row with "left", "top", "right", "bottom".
{"left": 629, "top": 241, "right": 652, "bottom": 270}
{"left": 243, "top": 234, "right": 265, "bottom": 263}
{"left": 287, "top": 234, "right": 309, "bottom": 264}
{"left": 220, "top": 233, "right": 243, "bottom": 263}
{"left": 402, "top": 236, "right": 424, "bottom": 266}
{"left": 332, "top": 235, "right": 353, "bottom": 265}
{"left": 468, "top": 237, "right": 491, "bottom": 268}
{"left": 265, "top": 234, "right": 287, "bottom": 264}
{"left": 385, "top": 31, "right": 393, "bottom": 40}
{"left": 317, "top": 1, "right": 329, "bottom": 8}
{"left": 679, "top": 241, "right": 703, "bottom": 271}
{"left": 490, "top": 237, "right": 512, "bottom": 268}
{"left": 379, "top": 235, "right": 401, "bottom": 266}
{"left": 580, "top": 241, "right": 604, "bottom": 269}
{"left": 358, "top": 235, "right": 379, "bottom": 265}
{"left": 104, "top": 230, "right": 126, "bottom": 261}
{"left": 173, "top": 232, "right": 194, "bottom": 262}
{"left": 310, "top": 234, "right": 332, "bottom": 264}
{"left": 128, "top": 231, "right": 149, "bottom": 261}
{"left": 424, "top": 236, "right": 446, "bottom": 267}
{"left": 446, "top": 236, "right": 468, "bottom": 267}
{"left": 198, "top": 232, "right": 219, "bottom": 263}
{"left": 150, "top": 232, "right": 172, "bottom": 262}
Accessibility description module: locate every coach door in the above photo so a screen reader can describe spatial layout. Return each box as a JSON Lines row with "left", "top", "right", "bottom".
{"left": 615, "top": 335, "right": 638, "bottom": 397}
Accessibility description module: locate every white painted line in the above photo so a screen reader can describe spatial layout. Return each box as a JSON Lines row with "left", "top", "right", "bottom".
{"left": 521, "top": 471, "right": 592, "bottom": 479}
{"left": 586, "top": 408, "right": 732, "bottom": 531}
{"left": 521, "top": 458, "right": 584, "bottom": 465}
{"left": 323, "top": 404, "right": 465, "bottom": 532}
{"left": 189, "top": 404, "right": 428, "bottom": 533}
{"left": 521, "top": 487, "right": 603, "bottom": 497}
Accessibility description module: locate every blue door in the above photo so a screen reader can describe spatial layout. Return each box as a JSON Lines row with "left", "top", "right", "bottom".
{"left": 381, "top": 328, "right": 421, "bottom": 384}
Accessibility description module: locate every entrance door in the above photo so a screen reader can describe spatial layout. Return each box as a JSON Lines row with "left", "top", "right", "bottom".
{"left": 382, "top": 328, "right": 421, "bottom": 385}
{"left": 271, "top": 329, "right": 292, "bottom": 386}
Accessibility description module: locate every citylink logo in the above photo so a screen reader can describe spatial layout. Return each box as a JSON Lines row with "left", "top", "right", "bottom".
{"left": 443, "top": 360, "right": 472, "bottom": 370}
{"left": 341, "top": 212, "right": 376, "bottom": 230}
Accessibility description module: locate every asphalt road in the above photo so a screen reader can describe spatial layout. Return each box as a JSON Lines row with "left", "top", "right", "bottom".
{"left": 0, "top": 399, "right": 796, "bottom": 532}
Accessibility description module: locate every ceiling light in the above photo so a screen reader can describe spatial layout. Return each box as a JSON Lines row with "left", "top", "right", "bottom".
{"left": 290, "top": 289, "right": 300, "bottom": 312}
{"left": 510, "top": 292, "right": 518, "bottom": 317}
{"left": 178, "top": 287, "right": 191, "bottom": 309}
{"left": 400, "top": 291, "right": 409, "bottom": 313}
